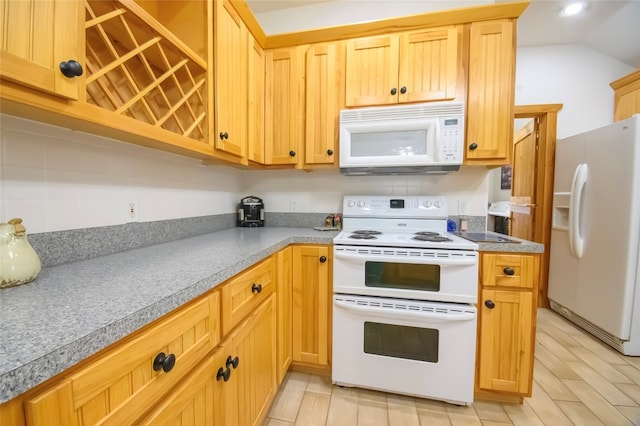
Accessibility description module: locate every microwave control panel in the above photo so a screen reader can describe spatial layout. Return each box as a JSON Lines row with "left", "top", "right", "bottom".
{"left": 439, "top": 117, "right": 464, "bottom": 163}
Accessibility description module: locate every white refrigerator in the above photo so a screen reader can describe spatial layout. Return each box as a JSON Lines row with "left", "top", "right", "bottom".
{"left": 548, "top": 115, "right": 640, "bottom": 355}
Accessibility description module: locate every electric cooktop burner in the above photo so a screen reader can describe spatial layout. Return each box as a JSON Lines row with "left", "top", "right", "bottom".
{"left": 349, "top": 234, "right": 378, "bottom": 240}
{"left": 412, "top": 234, "right": 453, "bottom": 242}
{"left": 414, "top": 231, "right": 440, "bottom": 237}
{"left": 352, "top": 230, "right": 383, "bottom": 235}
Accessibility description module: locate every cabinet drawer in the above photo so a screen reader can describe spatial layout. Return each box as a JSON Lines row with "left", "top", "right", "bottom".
{"left": 25, "top": 292, "right": 220, "bottom": 426}
{"left": 222, "top": 256, "right": 274, "bottom": 335}
{"left": 481, "top": 254, "right": 538, "bottom": 289}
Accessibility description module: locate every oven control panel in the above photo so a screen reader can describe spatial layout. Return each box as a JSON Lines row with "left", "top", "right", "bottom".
{"left": 343, "top": 195, "right": 448, "bottom": 218}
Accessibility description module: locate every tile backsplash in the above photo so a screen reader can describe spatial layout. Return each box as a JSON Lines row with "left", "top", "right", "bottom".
{"left": 1, "top": 114, "right": 491, "bottom": 235}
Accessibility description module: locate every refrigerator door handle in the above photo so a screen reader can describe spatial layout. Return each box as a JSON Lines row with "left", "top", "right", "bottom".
{"left": 569, "top": 163, "right": 588, "bottom": 258}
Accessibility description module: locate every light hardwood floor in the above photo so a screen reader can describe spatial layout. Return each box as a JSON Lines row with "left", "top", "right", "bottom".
{"left": 264, "top": 308, "right": 640, "bottom": 425}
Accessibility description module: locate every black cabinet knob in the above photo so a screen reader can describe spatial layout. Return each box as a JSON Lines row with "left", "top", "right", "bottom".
{"left": 319, "top": 256, "right": 327, "bottom": 263}
{"left": 226, "top": 355, "right": 239, "bottom": 369}
{"left": 484, "top": 300, "right": 496, "bottom": 309}
{"left": 289, "top": 150, "right": 296, "bottom": 157}
{"left": 400, "top": 86, "right": 407, "bottom": 94}
{"left": 327, "top": 149, "right": 333, "bottom": 156}
{"left": 251, "top": 283, "right": 262, "bottom": 294}
{"left": 59, "top": 60, "right": 83, "bottom": 78}
{"left": 219, "top": 132, "right": 229, "bottom": 140}
{"left": 390, "top": 87, "right": 397, "bottom": 95}
{"left": 469, "top": 143, "right": 478, "bottom": 151}
{"left": 503, "top": 267, "right": 515, "bottom": 276}
{"left": 153, "top": 352, "right": 176, "bottom": 373}
{"left": 216, "top": 367, "right": 231, "bottom": 382}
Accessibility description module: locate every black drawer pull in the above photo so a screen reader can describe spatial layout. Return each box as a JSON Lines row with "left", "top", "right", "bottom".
{"left": 251, "top": 283, "right": 262, "bottom": 293}
{"left": 503, "top": 267, "right": 515, "bottom": 276}
{"left": 390, "top": 87, "right": 397, "bottom": 95}
{"left": 484, "top": 300, "right": 495, "bottom": 309}
{"left": 216, "top": 367, "right": 231, "bottom": 382}
{"left": 153, "top": 352, "right": 176, "bottom": 373}
{"left": 226, "top": 355, "right": 239, "bottom": 369}
{"left": 469, "top": 143, "right": 478, "bottom": 151}
{"left": 59, "top": 60, "right": 83, "bottom": 78}
{"left": 319, "top": 256, "right": 327, "bottom": 263}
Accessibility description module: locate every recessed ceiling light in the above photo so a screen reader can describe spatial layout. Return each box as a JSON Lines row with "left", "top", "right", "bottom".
{"left": 559, "top": 2, "right": 588, "bottom": 17}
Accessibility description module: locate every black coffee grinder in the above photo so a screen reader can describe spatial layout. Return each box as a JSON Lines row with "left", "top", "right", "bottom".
{"left": 237, "top": 196, "right": 265, "bottom": 227}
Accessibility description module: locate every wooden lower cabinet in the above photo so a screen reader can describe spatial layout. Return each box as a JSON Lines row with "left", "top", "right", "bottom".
{"left": 25, "top": 292, "right": 220, "bottom": 426}
{"left": 476, "top": 252, "right": 540, "bottom": 400}
{"left": 216, "top": 294, "right": 277, "bottom": 426}
{"left": 292, "top": 245, "right": 331, "bottom": 369}
{"left": 276, "top": 247, "right": 293, "bottom": 384}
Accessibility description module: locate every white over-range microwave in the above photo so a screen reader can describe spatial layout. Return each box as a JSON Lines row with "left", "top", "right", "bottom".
{"left": 339, "top": 101, "right": 465, "bottom": 175}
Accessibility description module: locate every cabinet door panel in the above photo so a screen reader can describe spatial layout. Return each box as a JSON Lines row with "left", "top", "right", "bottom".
{"left": 248, "top": 37, "right": 265, "bottom": 164}
{"left": 399, "top": 28, "right": 459, "bottom": 103}
{"left": 0, "top": 0, "right": 81, "bottom": 99}
{"left": 478, "top": 289, "right": 533, "bottom": 394}
{"left": 466, "top": 20, "right": 515, "bottom": 164}
{"left": 214, "top": 1, "right": 247, "bottom": 157}
{"left": 265, "top": 47, "right": 304, "bottom": 165}
{"left": 292, "top": 245, "right": 331, "bottom": 366}
{"left": 345, "top": 36, "right": 398, "bottom": 107}
{"left": 305, "top": 43, "right": 342, "bottom": 165}
{"left": 276, "top": 247, "right": 293, "bottom": 384}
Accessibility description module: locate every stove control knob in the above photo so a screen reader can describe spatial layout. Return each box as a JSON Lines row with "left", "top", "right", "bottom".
{"left": 357, "top": 200, "right": 365, "bottom": 207}
{"left": 434, "top": 201, "right": 443, "bottom": 208}
{"left": 347, "top": 200, "right": 355, "bottom": 207}
{"left": 424, "top": 200, "right": 433, "bottom": 208}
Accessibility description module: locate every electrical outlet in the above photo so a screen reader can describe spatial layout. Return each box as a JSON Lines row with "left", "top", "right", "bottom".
{"left": 290, "top": 200, "right": 298, "bottom": 212}
{"left": 126, "top": 201, "right": 138, "bottom": 222}
{"left": 458, "top": 200, "right": 468, "bottom": 216}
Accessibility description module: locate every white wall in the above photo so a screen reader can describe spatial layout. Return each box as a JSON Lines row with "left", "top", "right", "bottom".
{"left": 0, "top": 115, "right": 244, "bottom": 233}
{"left": 515, "top": 44, "right": 634, "bottom": 138}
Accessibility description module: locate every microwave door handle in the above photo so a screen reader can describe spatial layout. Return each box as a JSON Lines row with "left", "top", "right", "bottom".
{"left": 333, "top": 251, "right": 477, "bottom": 266}
{"left": 334, "top": 300, "right": 476, "bottom": 322}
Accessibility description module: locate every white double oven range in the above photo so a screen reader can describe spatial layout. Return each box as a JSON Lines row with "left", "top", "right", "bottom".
{"left": 332, "top": 195, "right": 479, "bottom": 405}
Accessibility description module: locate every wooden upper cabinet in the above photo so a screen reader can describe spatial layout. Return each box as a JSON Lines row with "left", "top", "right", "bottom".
{"left": 248, "top": 36, "right": 266, "bottom": 164}
{"left": 265, "top": 46, "right": 305, "bottom": 166}
{"left": 214, "top": 0, "right": 248, "bottom": 158}
{"left": 465, "top": 19, "right": 516, "bottom": 165}
{"left": 610, "top": 69, "right": 640, "bottom": 122}
{"left": 305, "top": 42, "right": 344, "bottom": 166}
{"left": 0, "top": 0, "right": 83, "bottom": 99}
{"left": 345, "top": 27, "right": 460, "bottom": 107}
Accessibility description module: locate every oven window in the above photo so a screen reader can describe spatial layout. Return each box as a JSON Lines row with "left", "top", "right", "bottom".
{"left": 365, "top": 262, "right": 440, "bottom": 292}
{"left": 364, "top": 322, "right": 439, "bottom": 363}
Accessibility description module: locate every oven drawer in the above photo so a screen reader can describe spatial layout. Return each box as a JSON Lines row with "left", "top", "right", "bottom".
{"left": 481, "top": 254, "right": 538, "bottom": 289}
{"left": 332, "top": 294, "right": 477, "bottom": 405}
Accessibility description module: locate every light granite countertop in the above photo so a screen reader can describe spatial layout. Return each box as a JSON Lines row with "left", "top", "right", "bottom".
{"left": 0, "top": 227, "right": 542, "bottom": 403}
{"left": 0, "top": 227, "right": 337, "bottom": 403}
{"left": 470, "top": 231, "right": 545, "bottom": 253}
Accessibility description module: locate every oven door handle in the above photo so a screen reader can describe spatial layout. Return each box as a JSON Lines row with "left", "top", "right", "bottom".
{"left": 334, "top": 300, "right": 476, "bottom": 322}
{"left": 333, "top": 251, "right": 477, "bottom": 266}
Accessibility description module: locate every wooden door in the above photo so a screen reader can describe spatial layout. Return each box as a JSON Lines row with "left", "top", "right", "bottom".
{"left": 292, "top": 245, "right": 331, "bottom": 367}
{"left": 248, "top": 36, "right": 265, "bottom": 164}
{"left": 214, "top": 1, "right": 247, "bottom": 158}
{"left": 478, "top": 288, "right": 534, "bottom": 394}
{"left": 398, "top": 27, "right": 459, "bottom": 103}
{"left": 305, "top": 42, "right": 343, "bottom": 165}
{"left": 265, "top": 47, "right": 304, "bottom": 165}
{"left": 345, "top": 35, "right": 399, "bottom": 107}
{"left": 0, "top": 0, "right": 82, "bottom": 99}
{"left": 466, "top": 20, "right": 515, "bottom": 165}
{"left": 510, "top": 120, "right": 538, "bottom": 241}
{"left": 276, "top": 247, "right": 293, "bottom": 384}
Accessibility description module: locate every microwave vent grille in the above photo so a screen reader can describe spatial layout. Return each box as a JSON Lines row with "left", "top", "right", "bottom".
{"left": 340, "top": 101, "right": 464, "bottom": 123}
